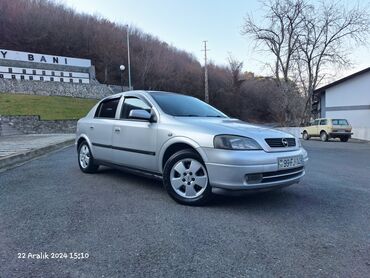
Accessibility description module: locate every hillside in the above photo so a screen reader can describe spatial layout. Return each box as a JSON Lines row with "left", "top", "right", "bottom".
{"left": 0, "top": 0, "right": 304, "bottom": 123}
{"left": 0, "top": 94, "right": 97, "bottom": 120}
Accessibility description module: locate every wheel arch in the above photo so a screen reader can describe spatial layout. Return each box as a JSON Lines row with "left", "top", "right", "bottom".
{"left": 76, "top": 134, "right": 93, "bottom": 153}
{"left": 159, "top": 137, "right": 208, "bottom": 173}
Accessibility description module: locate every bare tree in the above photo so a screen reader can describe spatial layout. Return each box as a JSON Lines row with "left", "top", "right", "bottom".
{"left": 227, "top": 55, "right": 244, "bottom": 116}
{"left": 297, "top": 2, "right": 370, "bottom": 121}
{"left": 243, "top": 0, "right": 370, "bottom": 124}
{"left": 242, "top": 0, "right": 306, "bottom": 124}
{"left": 242, "top": 0, "right": 305, "bottom": 84}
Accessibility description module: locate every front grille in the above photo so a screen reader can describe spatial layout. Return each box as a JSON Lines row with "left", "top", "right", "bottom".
{"left": 265, "top": 138, "right": 296, "bottom": 148}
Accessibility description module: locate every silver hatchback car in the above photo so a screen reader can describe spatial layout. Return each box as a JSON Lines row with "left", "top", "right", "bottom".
{"left": 76, "top": 91, "right": 308, "bottom": 205}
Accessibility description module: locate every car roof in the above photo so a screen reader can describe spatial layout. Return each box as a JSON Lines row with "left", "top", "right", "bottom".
{"left": 106, "top": 90, "right": 183, "bottom": 99}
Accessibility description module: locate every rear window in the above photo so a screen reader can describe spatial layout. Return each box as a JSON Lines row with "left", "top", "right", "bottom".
{"left": 332, "top": 119, "right": 349, "bottom": 125}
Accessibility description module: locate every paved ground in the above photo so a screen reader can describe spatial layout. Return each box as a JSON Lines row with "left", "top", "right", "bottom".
{"left": 0, "top": 140, "right": 369, "bottom": 277}
{"left": 0, "top": 134, "right": 75, "bottom": 170}
{"left": 0, "top": 134, "right": 75, "bottom": 158}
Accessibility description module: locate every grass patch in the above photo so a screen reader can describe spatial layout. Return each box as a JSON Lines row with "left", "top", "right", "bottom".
{"left": 0, "top": 93, "right": 97, "bottom": 120}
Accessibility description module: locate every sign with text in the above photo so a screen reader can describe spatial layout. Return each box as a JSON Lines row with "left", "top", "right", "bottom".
{"left": 0, "top": 49, "right": 91, "bottom": 67}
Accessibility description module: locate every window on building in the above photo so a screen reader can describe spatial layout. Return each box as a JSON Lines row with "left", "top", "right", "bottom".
{"left": 42, "top": 71, "right": 46, "bottom": 75}
{"left": 51, "top": 71, "right": 55, "bottom": 76}
{"left": 20, "top": 75, "right": 25, "bottom": 80}
{"left": 40, "top": 77, "right": 44, "bottom": 81}
{"left": 69, "top": 73, "right": 72, "bottom": 77}
{"left": 32, "top": 70, "right": 36, "bottom": 75}
{"left": 79, "top": 79, "right": 83, "bottom": 84}
{"left": 8, "top": 68, "right": 12, "bottom": 73}
{"left": 95, "top": 98, "right": 120, "bottom": 118}
{"left": 60, "top": 78, "right": 64, "bottom": 82}
{"left": 69, "top": 78, "right": 73, "bottom": 83}
{"left": 22, "top": 69, "right": 26, "bottom": 74}
{"left": 61, "top": 72, "right": 64, "bottom": 77}
{"left": 11, "top": 75, "right": 16, "bottom": 79}
{"left": 29, "top": 76, "right": 33, "bottom": 80}
{"left": 50, "top": 77, "right": 54, "bottom": 81}
{"left": 0, "top": 74, "right": 3, "bottom": 78}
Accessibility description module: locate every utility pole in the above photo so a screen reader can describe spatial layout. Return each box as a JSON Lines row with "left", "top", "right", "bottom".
{"left": 202, "top": 40, "right": 210, "bottom": 103}
{"left": 126, "top": 25, "right": 132, "bottom": 90}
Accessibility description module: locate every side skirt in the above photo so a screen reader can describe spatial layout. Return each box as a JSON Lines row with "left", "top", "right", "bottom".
{"left": 95, "top": 159, "right": 163, "bottom": 181}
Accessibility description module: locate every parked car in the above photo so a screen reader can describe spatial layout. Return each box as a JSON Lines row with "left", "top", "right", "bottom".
{"left": 76, "top": 91, "right": 308, "bottom": 205}
{"left": 302, "top": 118, "right": 353, "bottom": 142}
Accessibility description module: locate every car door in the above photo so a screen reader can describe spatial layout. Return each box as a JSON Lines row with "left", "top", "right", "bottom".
{"left": 319, "top": 119, "right": 327, "bottom": 134}
{"left": 89, "top": 97, "right": 120, "bottom": 161}
{"left": 310, "top": 119, "right": 320, "bottom": 136}
{"left": 112, "top": 96, "right": 158, "bottom": 172}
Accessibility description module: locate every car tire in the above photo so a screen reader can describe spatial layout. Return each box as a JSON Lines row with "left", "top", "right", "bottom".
{"left": 78, "top": 141, "right": 99, "bottom": 173}
{"left": 320, "top": 131, "right": 328, "bottom": 142}
{"left": 163, "top": 149, "right": 212, "bottom": 206}
{"left": 340, "top": 136, "right": 349, "bottom": 142}
{"left": 302, "top": 131, "right": 310, "bottom": 140}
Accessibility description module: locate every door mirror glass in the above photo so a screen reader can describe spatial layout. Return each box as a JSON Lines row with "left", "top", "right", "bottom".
{"left": 128, "top": 109, "right": 151, "bottom": 121}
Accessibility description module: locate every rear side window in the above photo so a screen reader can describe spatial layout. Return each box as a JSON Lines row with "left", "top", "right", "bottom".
{"left": 319, "top": 119, "right": 327, "bottom": 125}
{"left": 332, "top": 119, "right": 349, "bottom": 125}
{"left": 313, "top": 120, "right": 319, "bottom": 125}
{"left": 95, "top": 98, "right": 120, "bottom": 118}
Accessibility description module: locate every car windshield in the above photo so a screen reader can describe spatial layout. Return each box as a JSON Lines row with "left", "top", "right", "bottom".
{"left": 151, "top": 92, "right": 227, "bottom": 117}
{"left": 332, "top": 119, "right": 349, "bottom": 125}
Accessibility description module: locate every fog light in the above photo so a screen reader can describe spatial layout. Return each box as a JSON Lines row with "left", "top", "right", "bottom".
{"left": 246, "top": 173, "right": 263, "bottom": 184}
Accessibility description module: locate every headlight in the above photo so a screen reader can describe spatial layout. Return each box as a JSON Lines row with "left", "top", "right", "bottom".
{"left": 214, "top": 135, "right": 262, "bottom": 150}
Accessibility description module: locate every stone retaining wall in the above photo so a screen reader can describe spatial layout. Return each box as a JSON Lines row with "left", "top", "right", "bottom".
{"left": 0, "top": 115, "right": 77, "bottom": 135}
{"left": 0, "top": 79, "right": 113, "bottom": 99}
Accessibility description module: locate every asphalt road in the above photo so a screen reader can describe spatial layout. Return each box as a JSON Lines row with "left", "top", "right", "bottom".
{"left": 0, "top": 140, "right": 369, "bottom": 277}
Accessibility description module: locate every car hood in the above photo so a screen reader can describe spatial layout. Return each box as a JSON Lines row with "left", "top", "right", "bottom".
{"left": 174, "top": 117, "right": 294, "bottom": 139}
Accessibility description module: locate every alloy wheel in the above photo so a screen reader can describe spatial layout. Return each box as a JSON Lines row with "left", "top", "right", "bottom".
{"left": 79, "top": 144, "right": 90, "bottom": 169}
{"left": 170, "top": 158, "right": 208, "bottom": 199}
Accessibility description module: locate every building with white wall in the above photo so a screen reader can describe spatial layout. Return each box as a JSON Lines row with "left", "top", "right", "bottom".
{"left": 0, "top": 49, "right": 93, "bottom": 84}
{"left": 313, "top": 67, "right": 370, "bottom": 140}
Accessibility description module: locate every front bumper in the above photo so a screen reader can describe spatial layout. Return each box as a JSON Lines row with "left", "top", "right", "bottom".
{"left": 203, "top": 147, "right": 308, "bottom": 190}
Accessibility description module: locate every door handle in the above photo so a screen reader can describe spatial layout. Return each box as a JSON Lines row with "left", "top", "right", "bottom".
{"left": 114, "top": 127, "right": 121, "bottom": 132}
{"left": 90, "top": 126, "right": 94, "bottom": 130}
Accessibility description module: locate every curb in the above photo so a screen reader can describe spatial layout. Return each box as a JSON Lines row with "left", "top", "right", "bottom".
{"left": 0, "top": 139, "right": 75, "bottom": 171}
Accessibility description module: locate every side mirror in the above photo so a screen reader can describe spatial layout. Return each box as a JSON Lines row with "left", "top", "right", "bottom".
{"left": 128, "top": 109, "right": 152, "bottom": 121}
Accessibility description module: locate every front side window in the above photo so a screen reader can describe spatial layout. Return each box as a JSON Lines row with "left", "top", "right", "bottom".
{"left": 120, "top": 97, "right": 151, "bottom": 119}
{"left": 320, "top": 119, "right": 327, "bottom": 125}
{"left": 313, "top": 120, "right": 319, "bottom": 125}
{"left": 95, "top": 98, "right": 120, "bottom": 118}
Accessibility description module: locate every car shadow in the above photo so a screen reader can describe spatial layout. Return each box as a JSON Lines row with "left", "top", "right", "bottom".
{"left": 93, "top": 166, "right": 306, "bottom": 208}
{"left": 209, "top": 187, "right": 303, "bottom": 208}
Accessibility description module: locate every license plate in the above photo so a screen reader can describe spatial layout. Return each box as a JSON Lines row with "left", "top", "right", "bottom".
{"left": 337, "top": 129, "right": 345, "bottom": 132}
{"left": 278, "top": 155, "right": 303, "bottom": 170}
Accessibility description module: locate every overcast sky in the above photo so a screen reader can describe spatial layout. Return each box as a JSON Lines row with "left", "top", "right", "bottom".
{"left": 63, "top": 0, "right": 370, "bottom": 82}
